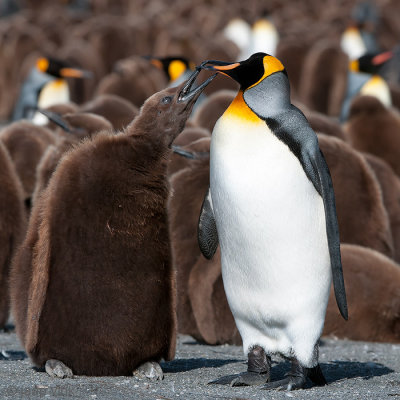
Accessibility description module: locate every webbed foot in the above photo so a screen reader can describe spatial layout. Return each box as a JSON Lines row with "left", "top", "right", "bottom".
{"left": 261, "top": 360, "right": 326, "bottom": 391}
{"left": 209, "top": 345, "right": 271, "bottom": 386}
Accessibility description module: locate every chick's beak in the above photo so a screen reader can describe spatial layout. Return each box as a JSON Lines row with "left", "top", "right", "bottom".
{"left": 178, "top": 68, "right": 216, "bottom": 102}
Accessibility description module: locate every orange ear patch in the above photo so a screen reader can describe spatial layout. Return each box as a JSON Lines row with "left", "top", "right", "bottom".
{"left": 168, "top": 60, "right": 187, "bottom": 81}
{"left": 248, "top": 55, "right": 284, "bottom": 90}
{"left": 36, "top": 57, "right": 49, "bottom": 73}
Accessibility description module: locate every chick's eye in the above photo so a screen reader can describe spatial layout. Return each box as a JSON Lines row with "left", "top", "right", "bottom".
{"left": 161, "top": 96, "right": 172, "bottom": 104}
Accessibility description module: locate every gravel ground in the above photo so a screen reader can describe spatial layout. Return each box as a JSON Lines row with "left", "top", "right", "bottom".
{"left": 0, "top": 327, "right": 399, "bottom": 400}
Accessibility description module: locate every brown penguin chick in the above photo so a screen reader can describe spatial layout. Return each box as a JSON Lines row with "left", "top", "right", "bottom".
{"left": 42, "top": 103, "right": 79, "bottom": 132}
{"left": 188, "top": 248, "right": 242, "bottom": 345}
{"left": 168, "top": 155, "right": 210, "bottom": 338}
{"left": 70, "top": 15, "right": 134, "bottom": 73}
{"left": 80, "top": 94, "right": 139, "bottom": 131}
{"left": 390, "top": 84, "right": 400, "bottom": 111}
{"left": 151, "top": 26, "right": 200, "bottom": 65}
{"left": 304, "top": 109, "right": 346, "bottom": 141}
{"left": 0, "top": 142, "right": 26, "bottom": 329}
{"left": 32, "top": 112, "right": 113, "bottom": 205}
{"left": 324, "top": 244, "right": 400, "bottom": 343}
{"left": 172, "top": 126, "right": 210, "bottom": 147}
{"left": 365, "top": 154, "right": 400, "bottom": 263}
{"left": 275, "top": 38, "right": 313, "bottom": 101}
{"left": 44, "top": 103, "right": 79, "bottom": 115}
{"left": 299, "top": 40, "right": 348, "bottom": 116}
{"left": 9, "top": 71, "right": 214, "bottom": 377}
{"left": 95, "top": 56, "right": 167, "bottom": 108}
{"left": 0, "top": 121, "right": 56, "bottom": 206}
{"left": 318, "top": 134, "right": 394, "bottom": 257}
{"left": 168, "top": 136, "right": 210, "bottom": 177}
{"left": 344, "top": 95, "right": 400, "bottom": 176}
{"left": 191, "top": 90, "right": 236, "bottom": 133}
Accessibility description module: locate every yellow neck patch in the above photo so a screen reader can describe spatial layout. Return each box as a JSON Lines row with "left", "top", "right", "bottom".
{"left": 222, "top": 91, "right": 261, "bottom": 123}
{"left": 247, "top": 55, "right": 285, "bottom": 90}
{"left": 168, "top": 60, "right": 186, "bottom": 82}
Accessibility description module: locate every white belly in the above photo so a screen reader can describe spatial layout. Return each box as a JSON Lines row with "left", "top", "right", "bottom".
{"left": 210, "top": 115, "right": 331, "bottom": 366}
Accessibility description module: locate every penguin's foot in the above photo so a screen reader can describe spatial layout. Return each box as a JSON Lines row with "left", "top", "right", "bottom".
{"left": 45, "top": 359, "right": 73, "bottom": 379}
{"left": 261, "top": 361, "right": 327, "bottom": 391}
{"left": 209, "top": 345, "right": 271, "bottom": 386}
{"left": 133, "top": 361, "right": 163, "bottom": 380}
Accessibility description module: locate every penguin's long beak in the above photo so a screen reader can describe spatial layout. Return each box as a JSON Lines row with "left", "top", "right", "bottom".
{"left": 143, "top": 55, "right": 163, "bottom": 69}
{"left": 178, "top": 68, "right": 216, "bottom": 102}
{"left": 199, "top": 60, "right": 240, "bottom": 77}
{"left": 372, "top": 51, "right": 393, "bottom": 66}
{"left": 59, "top": 67, "right": 93, "bottom": 79}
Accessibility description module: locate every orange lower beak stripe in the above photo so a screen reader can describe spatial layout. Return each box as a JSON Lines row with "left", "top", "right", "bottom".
{"left": 372, "top": 51, "right": 393, "bottom": 65}
{"left": 60, "top": 68, "right": 87, "bottom": 78}
{"left": 213, "top": 62, "right": 240, "bottom": 71}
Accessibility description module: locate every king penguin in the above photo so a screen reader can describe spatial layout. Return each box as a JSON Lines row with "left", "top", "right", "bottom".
{"left": 340, "top": 0, "right": 380, "bottom": 60}
{"left": 12, "top": 57, "right": 92, "bottom": 124}
{"left": 198, "top": 53, "right": 348, "bottom": 390}
{"left": 341, "top": 51, "right": 393, "bottom": 121}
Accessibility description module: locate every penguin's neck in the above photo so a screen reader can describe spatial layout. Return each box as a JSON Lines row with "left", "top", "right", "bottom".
{"left": 243, "top": 72, "right": 291, "bottom": 119}
{"left": 222, "top": 91, "right": 261, "bottom": 123}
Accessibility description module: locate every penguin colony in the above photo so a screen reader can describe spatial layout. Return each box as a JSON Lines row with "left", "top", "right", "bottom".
{"left": 0, "top": 0, "right": 399, "bottom": 390}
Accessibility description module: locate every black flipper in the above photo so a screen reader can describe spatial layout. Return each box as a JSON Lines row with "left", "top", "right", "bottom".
{"left": 171, "top": 145, "right": 197, "bottom": 159}
{"left": 308, "top": 147, "right": 348, "bottom": 320}
{"left": 34, "top": 108, "right": 72, "bottom": 133}
{"left": 171, "top": 145, "right": 210, "bottom": 160}
{"left": 264, "top": 107, "right": 348, "bottom": 320}
{"left": 198, "top": 188, "right": 219, "bottom": 259}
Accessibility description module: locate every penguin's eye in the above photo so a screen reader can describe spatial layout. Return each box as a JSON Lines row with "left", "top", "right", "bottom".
{"left": 161, "top": 96, "right": 172, "bottom": 104}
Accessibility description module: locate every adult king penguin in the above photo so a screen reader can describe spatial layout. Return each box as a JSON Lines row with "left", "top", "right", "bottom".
{"left": 12, "top": 57, "right": 92, "bottom": 123}
{"left": 198, "top": 53, "right": 348, "bottom": 390}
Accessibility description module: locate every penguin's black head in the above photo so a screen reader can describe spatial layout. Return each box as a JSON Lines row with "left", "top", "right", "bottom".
{"left": 36, "top": 57, "right": 93, "bottom": 79}
{"left": 200, "top": 52, "right": 287, "bottom": 91}
{"left": 132, "top": 68, "right": 215, "bottom": 145}
{"left": 349, "top": 51, "right": 393, "bottom": 74}
{"left": 146, "top": 56, "right": 195, "bottom": 82}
